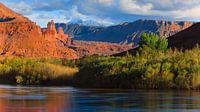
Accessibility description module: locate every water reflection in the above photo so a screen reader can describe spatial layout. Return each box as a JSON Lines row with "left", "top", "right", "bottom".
{"left": 0, "top": 85, "right": 200, "bottom": 112}
{"left": 0, "top": 86, "right": 73, "bottom": 112}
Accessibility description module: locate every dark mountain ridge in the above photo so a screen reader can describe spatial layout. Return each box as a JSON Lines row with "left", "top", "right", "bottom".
{"left": 56, "top": 19, "right": 193, "bottom": 45}
{"left": 168, "top": 22, "right": 200, "bottom": 49}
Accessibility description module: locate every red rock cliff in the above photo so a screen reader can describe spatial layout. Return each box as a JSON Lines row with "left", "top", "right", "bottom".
{"left": 0, "top": 3, "right": 78, "bottom": 59}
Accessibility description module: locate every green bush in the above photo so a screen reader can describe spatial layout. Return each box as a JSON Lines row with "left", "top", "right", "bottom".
{"left": 73, "top": 45, "right": 200, "bottom": 89}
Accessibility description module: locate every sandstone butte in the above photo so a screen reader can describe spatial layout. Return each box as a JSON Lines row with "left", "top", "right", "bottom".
{"left": 0, "top": 3, "right": 131, "bottom": 59}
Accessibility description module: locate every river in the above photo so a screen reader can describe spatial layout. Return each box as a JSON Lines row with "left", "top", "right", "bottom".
{"left": 0, "top": 85, "right": 199, "bottom": 112}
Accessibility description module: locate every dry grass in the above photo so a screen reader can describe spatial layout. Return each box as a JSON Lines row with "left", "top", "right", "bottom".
{"left": 0, "top": 57, "right": 78, "bottom": 85}
{"left": 36, "top": 63, "right": 78, "bottom": 78}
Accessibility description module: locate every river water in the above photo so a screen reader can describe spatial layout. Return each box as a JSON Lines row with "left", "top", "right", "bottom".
{"left": 0, "top": 85, "right": 200, "bottom": 112}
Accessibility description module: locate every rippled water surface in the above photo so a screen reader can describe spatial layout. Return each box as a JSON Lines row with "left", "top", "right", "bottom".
{"left": 0, "top": 85, "right": 200, "bottom": 112}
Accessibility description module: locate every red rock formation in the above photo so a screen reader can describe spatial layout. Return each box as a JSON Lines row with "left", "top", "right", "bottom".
{"left": 58, "top": 27, "right": 64, "bottom": 35}
{"left": 72, "top": 41, "right": 132, "bottom": 56}
{"left": 42, "top": 20, "right": 57, "bottom": 40}
{"left": 0, "top": 3, "right": 79, "bottom": 59}
{"left": 57, "top": 26, "right": 72, "bottom": 45}
{"left": 0, "top": 3, "right": 132, "bottom": 59}
{"left": 0, "top": 21, "right": 79, "bottom": 59}
{"left": 41, "top": 20, "right": 72, "bottom": 45}
{"left": 158, "top": 21, "right": 193, "bottom": 37}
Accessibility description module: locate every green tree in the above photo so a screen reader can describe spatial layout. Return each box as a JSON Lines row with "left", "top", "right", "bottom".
{"left": 139, "top": 33, "right": 168, "bottom": 50}
{"left": 157, "top": 37, "right": 168, "bottom": 50}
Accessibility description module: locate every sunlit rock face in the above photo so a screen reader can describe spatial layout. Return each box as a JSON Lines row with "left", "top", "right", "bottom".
{"left": 0, "top": 3, "right": 78, "bottom": 59}
{"left": 42, "top": 20, "right": 72, "bottom": 44}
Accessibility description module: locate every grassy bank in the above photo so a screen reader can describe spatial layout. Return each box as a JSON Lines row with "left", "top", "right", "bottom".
{"left": 0, "top": 57, "right": 78, "bottom": 86}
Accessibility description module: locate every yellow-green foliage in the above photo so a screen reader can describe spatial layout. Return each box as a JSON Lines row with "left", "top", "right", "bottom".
{"left": 75, "top": 45, "right": 200, "bottom": 89}
{"left": 0, "top": 57, "right": 78, "bottom": 85}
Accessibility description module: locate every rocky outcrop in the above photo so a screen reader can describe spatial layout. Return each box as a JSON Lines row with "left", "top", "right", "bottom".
{"left": 41, "top": 20, "right": 72, "bottom": 45}
{"left": 0, "top": 3, "right": 78, "bottom": 59}
{"left": 56, "top": 20, "right": 193, "bottom": 45}
{"left": 0, "top": 20, "right": 79, "bottom": 59}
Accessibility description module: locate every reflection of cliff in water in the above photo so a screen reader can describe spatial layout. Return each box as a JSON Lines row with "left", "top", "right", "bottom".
{"left": 1, "top": 87, "right": 200, "bottom": 112}
{"left": 0, "top": 87, "right": 72, "bottom": 112}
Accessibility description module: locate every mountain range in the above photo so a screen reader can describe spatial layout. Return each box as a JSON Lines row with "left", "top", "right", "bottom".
{"left": 55, "top": 20, "right": 193, "bottom": 45}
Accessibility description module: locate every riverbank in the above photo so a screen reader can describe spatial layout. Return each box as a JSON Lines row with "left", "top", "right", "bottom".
{"left": 1, "top": 45, "right": 200, "bottom": 89}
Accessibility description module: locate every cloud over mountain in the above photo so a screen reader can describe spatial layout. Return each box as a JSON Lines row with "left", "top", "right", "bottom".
{"left": 3, "top": 0, "right": 200, "bottom": 26}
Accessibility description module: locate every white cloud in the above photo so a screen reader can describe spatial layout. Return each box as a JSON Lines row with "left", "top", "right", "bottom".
{"left": 64, "top": 6, "right": 114, "bottom": 25}
{"left": 95, "top": 0, "right": 114, "bottom": 6}
{"left": 10, "top": 1, "right": 32, "bottom": 15}
{"left": 118, "top": 0, "right": 200, "bottom": 20}
{"left": 119, "top": 0, "right": 153, "bottom": 15}
{"left": 4, "top": 0, "right": 200, "bottom": 26}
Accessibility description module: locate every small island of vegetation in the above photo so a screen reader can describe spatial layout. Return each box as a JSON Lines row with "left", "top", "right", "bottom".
{"left": 0, "top": 33, "right": 200, "bottom": 90}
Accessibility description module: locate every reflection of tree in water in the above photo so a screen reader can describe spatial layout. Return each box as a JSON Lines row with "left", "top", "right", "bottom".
{"left": 132, "top": 91, "right": 200, "bottom": 111}
{"left": 71, "top": 90, "right": 200, "bottom": 111}
{"left": 0, "top": 87, "right": 72, "bottom": 112}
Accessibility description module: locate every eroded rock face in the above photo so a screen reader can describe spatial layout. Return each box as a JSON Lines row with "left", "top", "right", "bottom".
{"left": 0, "top": 21, "right": 79, "bottom": 59}
{"left": 0, "top": 4, "right": 78, "bottom": 59}
{"left": 41, "top": 20, "right": 72, "bottom": 44}
{"left": 0, "top": 3, "right": 132, "bottom": 59}
{"left": 156, "top": 20, "right": 193, "bottom": 37}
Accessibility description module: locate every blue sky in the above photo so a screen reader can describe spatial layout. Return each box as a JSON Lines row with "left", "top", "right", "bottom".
{"left": 2, "top": 0, "right": 200, "bottom": 27}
